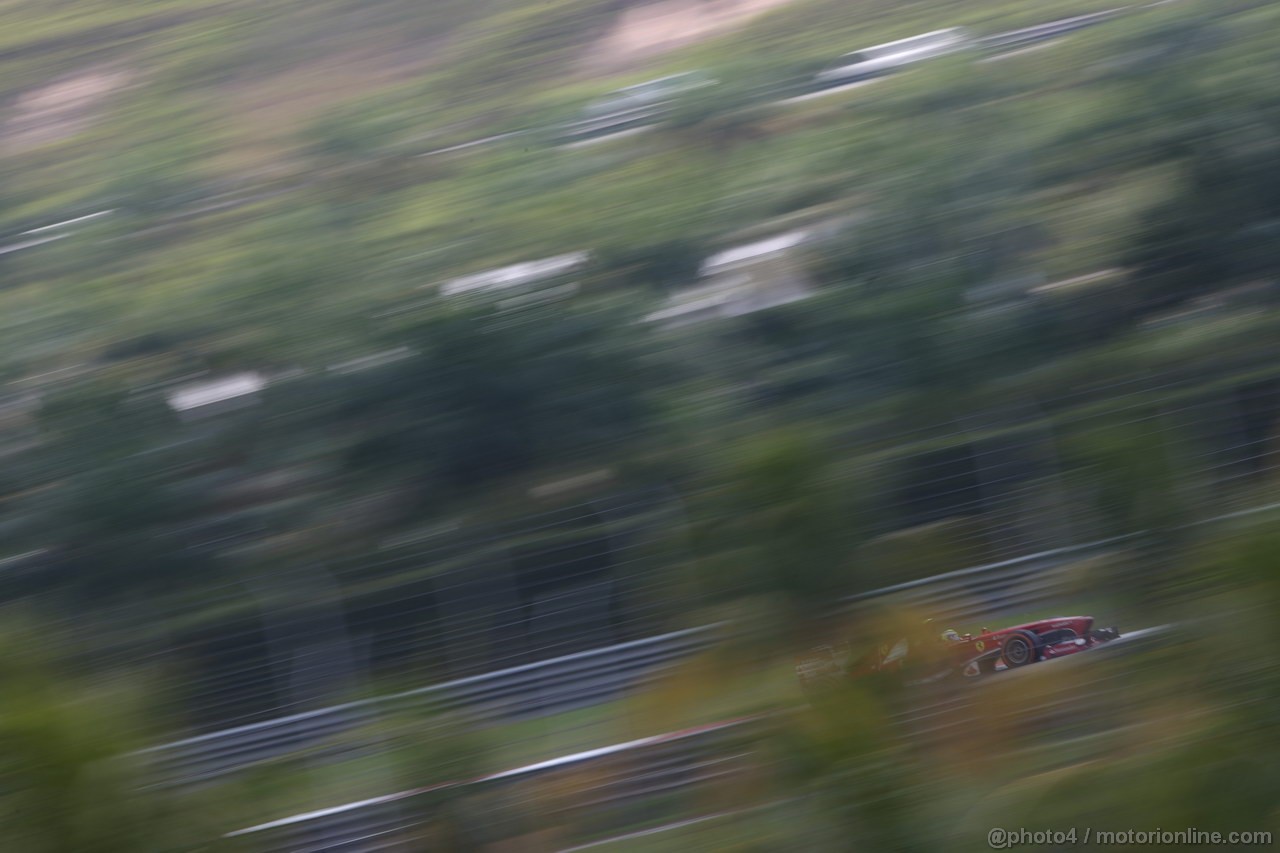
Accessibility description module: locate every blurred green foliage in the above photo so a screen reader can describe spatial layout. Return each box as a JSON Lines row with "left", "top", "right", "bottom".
{"left": 0, "top": 624, "right": 250, "bottom": 852}
{"left": 691, "top": 428, "right": 864, "bottom": 617}
{"left": 2, "top": 0, "right": 1276, "bottom": 650}
{"left": 1, "top": 0, "right": 1279, "bottom": 846}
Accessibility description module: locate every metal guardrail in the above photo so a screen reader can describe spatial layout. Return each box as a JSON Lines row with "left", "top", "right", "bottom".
{"left": 148, "top": 535, "right": 1116, "bottom": 787}
{"left": 244, "top": 800, "right": 413, "bottom": 853}
{"left": 150, "top": 535, "right": 1137, "bottom": 787}
{"left": 156, "top": 478, "right": 1274, "bottom": 791}
{"left": 230, "top": 718, "right": 757, "bottom": 852}
{"left": 231, "top": 624, "right": 1178, "bottom": 851}
{"left": 144, "top": 625, "right": 718, "bottom": 785}
{"left": 843, "top": 536, "right": 1134, "bottom": 620}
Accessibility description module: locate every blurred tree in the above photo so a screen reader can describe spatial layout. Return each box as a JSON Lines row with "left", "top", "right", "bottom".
{"left": 771, "top": 679, "right": 927, "bottom": 853}
{"left": 586, "top": 239, "right": 704, "bottom": 293}
{"left": 337, "top": 297, "right": 655, "bottom": 505}
{"left": 102, "top": 153, "right": 212, "bottom": 223}
{"left": 856, "top": 518, "right": 989, "bottom": 590}
{"left": 97, "top": 97, "right": 220, "bottom": 225}
{"left": 1063, "top": 415, "right": 1198, "bottom": 607}
{"left": 305, "top": 105, "right": 413, "bottom": 173}
{"left": 0, "top": 622, "right": 248, "bottom": 851}
{"left": 664, "top": 61, "right": 798, "bottom": 151}
{"left": 1045, "top": 11, "right": 1280, "bottom": 315}
{"left": 1181, "top": 519, "right": 1280, "bottom": 719}
{"left": 1065, "top": 417, "right": 1194, "bottom": 542}
{"left": 691, "top": 428, "right": 864, "bottom": 635}
{"left": 33, "top": 380, "right": 215, "bottom": 601}
{"left": 1127, "top": 119, "right": 1280, "bottom": 314}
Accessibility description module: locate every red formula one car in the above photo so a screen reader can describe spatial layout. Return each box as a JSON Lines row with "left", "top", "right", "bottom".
{"left": 797, "top": 616, "right": 1121, "bottom": 694}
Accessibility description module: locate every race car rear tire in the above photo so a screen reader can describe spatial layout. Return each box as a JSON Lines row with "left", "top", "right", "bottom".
{"left": 1001, "top": 629, "right": 1041, "bottom": 668}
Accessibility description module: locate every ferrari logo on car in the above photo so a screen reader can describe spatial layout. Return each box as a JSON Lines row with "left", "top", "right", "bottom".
{"left": 975, "top": 640, "right": 985, "bottom": 652}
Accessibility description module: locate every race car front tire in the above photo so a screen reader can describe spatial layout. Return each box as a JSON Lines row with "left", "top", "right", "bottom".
{"left": 1001, "top": 629, "right": 1042, "bottom": 668}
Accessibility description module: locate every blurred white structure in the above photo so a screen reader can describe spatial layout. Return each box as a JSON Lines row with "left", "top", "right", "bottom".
{"left": 439, "top": 252, "right": 590, "bottom": 297}
{"left": 813, "top": 28, "right": 970, "bottom": 88}
{"left": 0, "top": 210, "right": 116, "bottom": 257}
{"left": 559, "top": 72, "right": 715, "bottom": 144}
{"left": 167, "top": 372, "right": 267, "bottom": 418}
{"left": 21, "top": 209, "right": 115, "bottom": 235}
{"left": 646, "top": 230, "right": 814, "bottom": 327}
{"left": 529, "top": 469, "right": 615, "bottom": 500}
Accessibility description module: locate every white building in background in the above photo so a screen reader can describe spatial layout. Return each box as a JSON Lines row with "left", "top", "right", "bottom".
{"left": 812, "top": 28, "right": 971, "bottom": 89}
{"left": 438, "top": 252, "right": 591, "bottom": 298}
{"left": 646, "top": 229, "right": 816, "bottom": 327}
{"left": 166, "top": 372, "right": 267, "bottom": 419}
{"left": 700, "top": 229, "right": 810, "bottom": 273}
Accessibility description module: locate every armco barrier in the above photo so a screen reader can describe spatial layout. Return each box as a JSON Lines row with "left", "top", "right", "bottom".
{"left": 842, "top": 537, "right": 1135, "bottom": 620}
{"left": 228, "top": 718, "right": 758, "bottom": 852}
{"left": 149, "top": 537, "right": 1132, "bottom": 786}
{"left": 229, "top": 624, "right": 1178, "bottom": 851}
{"left": 144, "top": 624, "right": 718, "bottom": 785}
{"left": 148, "top": 538, "right": 1114, "bottom": 786}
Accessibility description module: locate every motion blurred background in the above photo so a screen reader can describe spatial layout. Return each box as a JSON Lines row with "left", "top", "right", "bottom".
{"left": 0, "top": 0, "right": 1278, "bottom": 849}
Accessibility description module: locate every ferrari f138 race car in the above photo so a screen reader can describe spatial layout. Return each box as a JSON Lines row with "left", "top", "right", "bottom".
{"left": 797, "top": 616, "right": 1121, "bottom": 695}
